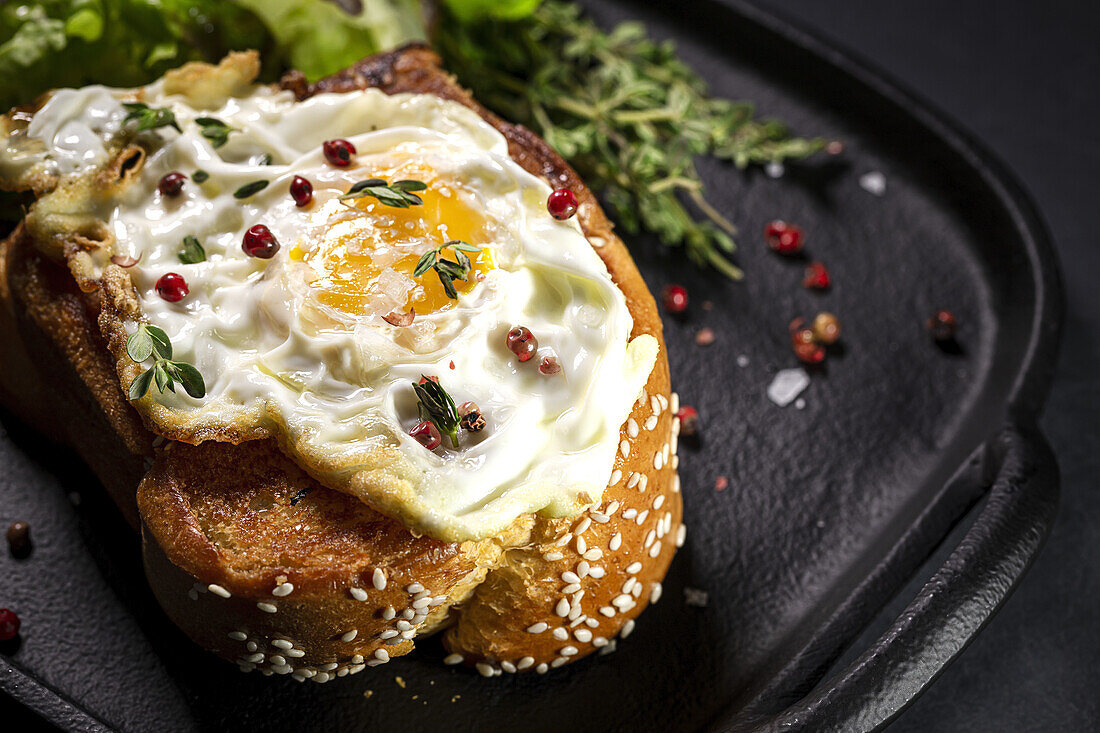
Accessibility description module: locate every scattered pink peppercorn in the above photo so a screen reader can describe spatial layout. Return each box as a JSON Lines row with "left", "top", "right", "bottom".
{"left": 409, "top": 421, "right": 441, "bottom": 450}
{"left": 242, "top": 224, "right": 280, "bottom": 259}
{"left": 0, "top": 608, "right": 19, "bottom": 641}
{"left": 676, "top": 405, "right": 699, "bottom": 436}
{"left": 547, "top": 188, "right": 579, "bottom": 220}
{"left": 927, "top": 309, "right": 957, "bottom": 341}
{"left": 812, "top": 312, "right": 841, "bottom": 345}
{"left": 791, "top": 324, "right": 825, "bottom": 364}
{"left": 458, "top": 401, "right": 486, "bottom": 432}
{"left": 826, "top": 140, "right": 845, "bottom": 155}
{"left": 322, "top": 138, "right": 356, "bottom": 167}
{"left": 539, "top": 355, "right": 562, "bottom": 375}
{"left": 662, "top": 284, "right": 689, "bottom": 314}
{"left": 289, "top": 175, "right": 313, "bottom": 207}
{"left": 714, "top": 476, "right": 729, "bottom": 492}
{"left": 157, "top": 171, "right": 186, "bottom": 197}
{"left": 803, "top": 261, "right": 831, "bottom": 290}
{"left": 764, "top": 220, "right": 804, "bottom": 255}
{"left": 155, "top": 272, "right": 188, "bottom": 302}
{"left": 506, "top": 326, "right": 538, "bottom": 362}
{"left": 695, "top": 327, "right": 716, "bottom": 346}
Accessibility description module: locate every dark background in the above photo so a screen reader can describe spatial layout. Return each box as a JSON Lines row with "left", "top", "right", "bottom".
{"left": 760, "top": 0, "right": 1099, "bottom": 730}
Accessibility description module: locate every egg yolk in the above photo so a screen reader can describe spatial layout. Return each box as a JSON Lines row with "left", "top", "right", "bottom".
{"left": 300, "top": 168, "right": 495, "bottom": 318}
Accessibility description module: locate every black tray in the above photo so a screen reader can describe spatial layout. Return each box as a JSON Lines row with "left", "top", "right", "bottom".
{"left": 0, "top": 0, "right": 1063, "bottom": 730}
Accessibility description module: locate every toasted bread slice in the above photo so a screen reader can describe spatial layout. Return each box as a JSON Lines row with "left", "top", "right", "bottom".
{"left": 0, "top": 45, "right": 682, "bottom": 679}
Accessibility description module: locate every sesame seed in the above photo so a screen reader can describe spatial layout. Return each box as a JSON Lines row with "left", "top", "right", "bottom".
{"left": 341, "top": 630, "right": 358, "bottom": 642}
{"left": 575, "top": 628, "right": 593, "bottom": 643}
{"left": 553, "top": 627, "right": 569, "bottom": 641}
{"left": 411, "top": 613, "right": 427, "bottom": 625}
{"left": 555, "top": 599, "right": 570, "bottom": 617}
{"left": 430, "top": 595, "right": 448, "bottom": 606}
{"left": 644, "top": 415, "right": 659, "bottom": 431}
{"left": 622, "top": 508, "right": 637, "bottom": 519}
{"left": 246, "top": 653, "right": 265, "bottom": 663}
{"left": 544, "top": 551, "right": 564, "bottom": 562}
{"left": 591, "top": 512, "right": 610, "bottom": 524}
{"left": 671, "top": 474, "right": 681, "bottom": 493}
{"left": 560, "top": 646, "right": 578, "bottom": 657}
{"left": 380, "top": 630, "right": 399, "bottom": 640}
{"left": 576, "top": 536, "right": 587, "bottom": 554}
{"left": 670, "top": 392, "right": 679, "bottom": 414}
{"left": 247, "top": 641, "right": 258, "bottom": 652}
{"left": 585, "top": 617, "right": 599, "bottom": 628}
{"left": 555, "top": 533, "right": 573, "bottom": 547}
{"left": 187, "top": 589, "right": 198, "bottom": 601}
{"left": 272, "top": 639, "right": 292, "bottom": 650}
{"left": 568, "top": 604, "right": 582, "bottom": 621}
{"left": 257, "top": 602, "right": 277, "bottom": 614}
{"left": 620, "top": 440, "right": 630, "bottom": 458}
{"left": 644, "top": 530, "right": 656, "bottom": 548}
{"left": 648, "top": 543, "right": 661, "bottom": 558}
{"left": 517, "top": 657, "right": 535, "bottom": 670}
{"left": 627, "top": 419, "right": 639, "bottom": 438}
{"left": 599, "top": 606, "right": 616, "bottom": 617}
{"left": 562, "top": 571, "right": 581, "bottom": 584}
{"left": 577, "top": 561, "right": 590, "bottom": 577}
{"left": 501, "top": 661, "right": 517, "bottom": 673}
{"left": 349, "top": 664, "right": 365, "bottom": 674}
{"left": 592, "top": 636, "right": 609, "bottom": 647}
{"left": 477, "top": 663, "right": 494, "bottom": 677}
{"left": 403, "top": 609, "right": 416, "bottom": 619}
{"left": 623, "top": 578, "right": 637, "bottom": 594}
{"left": 627, "top": 473, "right": 640, "bottom": 490}
{"left": 413, "top": 589, "right": 430, "bottom": 601}
{"left": 650, "top": 396, "right": 662, "bottom": 415}
{"left": 609, "top": 533, "right": 622, "bottom": 551}
{"left": 589, "top": 566, "right": 606, "bottom": 578}
{"left": 651, "top": 583, "right": 663, "bottom": 604}
{"left": 632, "top": 582, "right": 643, "bottom": 598}
{"left": 351, "top": 655, "right": 364, "bottom": 664}
{"left": 638, "top": 475, "right": 648, "bottom": 492}
{"left": 228, "top": 631, "right": 247, "bottom": 642}
{"left": 272, "top": 582, "right": 294, "bottom": 597}
{"left": 672, "top": 454, "right": 679, "bottom": 469}
{"left": 563, "top": 583, "right": 581, "bottom": 594}
{"left": 621, "top": 619, "right": 636, "bottom": 638}
{"left": 551, "top": 657, "right": 569, "bottom": 668}
{"left": 609, "top": 469, "right": 622, "bottom": 486}
{"left": 536, "top": 663, "right": 549, "bottom": 674}
{"left": 527, "top": 622, "right": 548, "bottom": 634}
{"left": 382, "top": 605, "right": 396, "bottom": 620}
{"left": 406, "top": 583, "right": 424, "bottom": 594}
{"left": 292, "top": 674, "right": 305, "bottom": 682}
{"left": 270, "top": 655, "right": 286, "bottom": 666}
{"left": 400, "top": 629, "right": 416, "bottom": 640}
{"left": 286, "top": 649, "right": 305, "bottom": 658}
{"left": 574, "top": 517, "right": 592, "bottom": 535}
{"left": 412, "top": 597, "right": 432, "bottom": 610}
{"left": 349, "top": 587, "right": 368, "bottom": 601}
{"left": 637, "top": 510, "right": 650, "bottom": 525}
{"left": 208, "top": 584, "right": 231, "bottom": 598}
{"left": 657, "top": 394, "right": 668, "bottom": 410}
{"left": 397, "top": 620, "right": 413, "bottom": 631}
{"left": 606, "top": 500, "right": 620, "bottom": 515}
{"left": 372, "top": 568, "right": 387, "bottom": 590}
{"left": 374, "top": 649, "right": 389, "bottom": 662}
{"left": 583, "top": 548, "right": 603, "bottom": 561}
{"left": 444, "top": 653, "right": 464, "bottom": 665}
{"left": 654, "top": 452, "right": 664, "bottom": 470}
{"left": 366, "top": 660, "right": 386, "bottom": 668}
{"left": 569, "top": 615, "right": 587, "bottom": 628}
{"left": 653, "top": 495, "right": 665, "bottom": 509}
{"left": 626, "top": 561, "right": 642, "bottom": 574}
{"left": 663, "top": 443, "right": 671, "bottom": 461}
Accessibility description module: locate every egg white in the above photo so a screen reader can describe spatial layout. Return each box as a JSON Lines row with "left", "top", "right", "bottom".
{"left": 16, "top": 66, "right": 658, "bottom": 541}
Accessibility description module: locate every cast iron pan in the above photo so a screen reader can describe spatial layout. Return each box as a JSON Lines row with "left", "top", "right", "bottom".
{"left": 0, "top": 0, "right": 1063, "bottom": 730}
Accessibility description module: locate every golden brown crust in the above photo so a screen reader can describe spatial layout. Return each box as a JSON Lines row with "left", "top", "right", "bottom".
{"left": 0, "top": 45, "right": 682, "bottom": 679}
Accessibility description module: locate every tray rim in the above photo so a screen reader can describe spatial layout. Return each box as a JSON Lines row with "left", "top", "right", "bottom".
{"left": 0, "top": 0, "right": 1065, "bottom": 731}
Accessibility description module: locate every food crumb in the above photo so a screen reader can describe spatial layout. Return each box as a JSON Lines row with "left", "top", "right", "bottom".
{"left": 363, "top": 690, "right": 373, "bottom": 699}
{"left": 694, "top": 327, "right": 716, "bottom": 346}
{"left": 702, "top": 300, "right": 714, "bottom": 311}
{"left": 394, "top": 676, "right": 406, "bottom": 688}
{"left": 859, "top": 171, "right": 886, "bottom": 196}
{"left": 684, "top": 587, "right": 709, "bottom": 607}
{"left": 736, "top": 355, "right": 749, "bottom": 368}
{"left": 765, "top": 161, "right": 785, "bottom": 178}
{"left": 795, "top": 398, "right": 806, "bottom": 410}
{"left": 714, "top": 476, "right": 729, "bottom": 492}
{"left": 766, "top": 368, "right": 810, "bottom": 407}
{"left": 451, "top": 695, "right": 461, "bottom": 703}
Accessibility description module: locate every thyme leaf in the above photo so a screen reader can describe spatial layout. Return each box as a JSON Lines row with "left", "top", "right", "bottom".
{"left": 412, "top": 376, "right": 460, "bottom": 449}
{"left": 122, "top": 102, "right": 180, "bottom": 134}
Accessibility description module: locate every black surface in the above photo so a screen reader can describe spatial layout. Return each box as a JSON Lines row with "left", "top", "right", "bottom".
{"left": 0, "top": 0, "right": 1081, "bottom": 731}
{"left": 759, "top": 2, "right": 1099, "bottom": 730}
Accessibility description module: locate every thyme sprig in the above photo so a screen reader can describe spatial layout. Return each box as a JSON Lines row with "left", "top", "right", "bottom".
{"left": 413, "top": 376, "right": 460, "bottom": 449}
{"left": 194, "top": 117, "right": 235, "bottom": 148}
{"left": 436, "top": 1, "right": 828, "bottom": 279}
{"left": 178, "top": 235, "right": 206, "bottom": 264}
{"left": 126, "top": 323, "right": 205, "bottom": 400}
{"left": 339, "top": 178, "right": 427, "bottom": 208}
{"left": 122, "top": 102, "right": 180, "bottom": 134}
{"left": 413, "top": 240, "right": 481, "bottom": 299}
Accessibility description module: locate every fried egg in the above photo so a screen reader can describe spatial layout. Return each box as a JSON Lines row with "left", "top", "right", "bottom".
{"left": 5, "top": 55, "right": 658, "bottom": 541}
